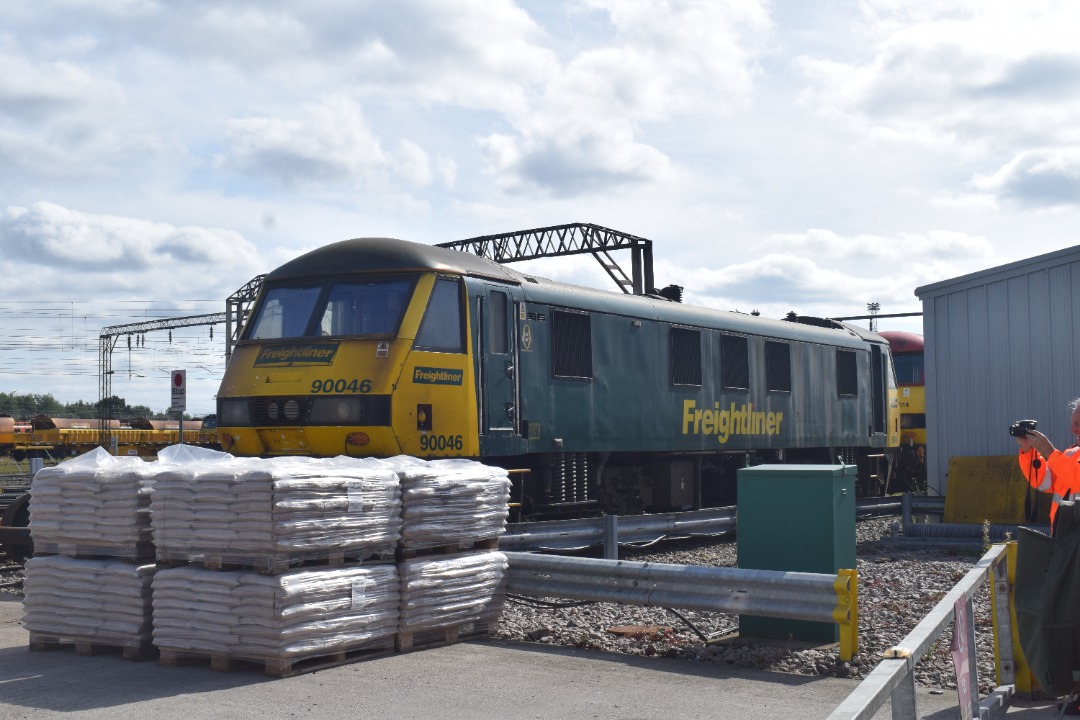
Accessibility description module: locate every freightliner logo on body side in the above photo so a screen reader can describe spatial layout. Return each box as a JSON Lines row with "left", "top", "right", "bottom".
{"left": 682, "top": 399, "right": 784, "bottom": 444}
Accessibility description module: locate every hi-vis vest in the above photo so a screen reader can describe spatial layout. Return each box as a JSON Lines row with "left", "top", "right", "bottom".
{"left": 1019, "top": 445, "right": 1080, "bottom": 528}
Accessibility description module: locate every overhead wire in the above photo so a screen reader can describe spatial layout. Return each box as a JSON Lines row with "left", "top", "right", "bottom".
{"left": 0, "top": 300, "right": 228, "bottom": 410}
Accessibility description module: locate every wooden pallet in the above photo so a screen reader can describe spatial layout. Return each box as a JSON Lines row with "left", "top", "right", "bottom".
{"left": 157, "top": 638, "right": 395, "bottom": 678}
{"left": 28, "top": 632, "right": 156, "bottom": 661}
{"left": 395, "top": 619, "right": 495, "bottom": 653}
{"left": 396, "top": 537, "right": 500, "bottom": 562}
{"left": 156, "top": 549, "right": 396, "bottom": 574}
{"left": 33, "top": 542, "right": 156, "bottom": 564}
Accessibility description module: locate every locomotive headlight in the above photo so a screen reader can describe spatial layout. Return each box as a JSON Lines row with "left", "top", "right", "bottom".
{"left": 310, "top": 397, "right": 363, "bottom": 423}
{"left": 283, "top": 399, "right": 300, "bottom": 421}
{"left": 218, "top": 399, "right": 250, "bottom": 425}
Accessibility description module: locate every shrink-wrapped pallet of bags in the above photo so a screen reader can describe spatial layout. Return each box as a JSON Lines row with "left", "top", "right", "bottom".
{"left": 151, "top": 453, "right": 402, "bottom": 570}
{"left": 28, "top": 446, "right": 155, "bottom": 560}
{"left": 22, "top": 555, "right": 156, "bottom": 655}
{"left": 397, "top": 551, "right": 508, "bottom": 649}
{"left": 389, "top": 457, "right": 511, "bottom": 552}
{"left": 151, "top": 563, "right": 400, "bottom": 666}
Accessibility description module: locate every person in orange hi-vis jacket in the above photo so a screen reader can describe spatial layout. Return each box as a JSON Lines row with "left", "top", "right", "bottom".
{"left": 1016, "top": 398, "right": 1080, "bottom": 531}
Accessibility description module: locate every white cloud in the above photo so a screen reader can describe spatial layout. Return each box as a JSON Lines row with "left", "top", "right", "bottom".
{"left": 0, "top": 202, "right": 262, "bottom": 296}
{"left": 395, "top": 140, "right": 433, "bottom": 189}
{"left": 479, "top": 122, "right": 673, "bottom": 195}
{"left": 974, "top": 149, "right": 1080, "bottom": 209}
{"left": 663, "top": 228, "right": 996, "bottom": 319}
{"left": 479, "top": 0, "right": 771, "bottom": 194}
{"left": 0, "top": 49, "right": 157, "bottom": 180}
{"left": 0, "top": 51, "right": 119, "bottom": 123}
{"left": 435, "top": 155, "right": 458, "bottom": 189}
{"left": 224, "top": 96, "right": 389, "bottom": 186}
{"left": 2, "top": 1, "right": 772, "bottom": 198}
{"left": 796, "top": 1, "right": 1080, "bottom": 206}
{"left": 580, "top": 0, "right": 770, "bottom": 114}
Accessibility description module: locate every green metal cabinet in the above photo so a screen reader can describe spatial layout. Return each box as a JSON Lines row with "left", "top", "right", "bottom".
{"left": 737, "top": 464, "right": 857, "bottom": 642}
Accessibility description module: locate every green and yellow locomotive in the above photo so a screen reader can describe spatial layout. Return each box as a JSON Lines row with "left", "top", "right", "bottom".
{"left": 216, "top": 236, "right": 900, "bottom": 517}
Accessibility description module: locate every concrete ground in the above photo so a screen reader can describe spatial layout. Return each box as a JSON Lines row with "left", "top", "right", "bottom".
{"left": 0, "top": 594, "right": 1056, "bottom": 719}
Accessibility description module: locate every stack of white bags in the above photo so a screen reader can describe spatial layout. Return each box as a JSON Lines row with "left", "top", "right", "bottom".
{"left": 28, "top": 447, "right": 154, "bottom": 557}
{"left": 22, "top": 555, "right": 155, "bottom": 646}
{"left": 152, "top": 564, "right": 400, "bottom": 657}
{"left": 151, "top": 452, "right": 402, "bottom": 566}
{"left": 22, "top": 446, "right": 511, "bottom": 666}
{"left": 391, "top": 457, "right": 511, "bottom": 551}
{"left": 23, "top": 448, "right": 157, "bottom": 649}
{"left": 399, "top": 552, "right": 508, "bottom": 632}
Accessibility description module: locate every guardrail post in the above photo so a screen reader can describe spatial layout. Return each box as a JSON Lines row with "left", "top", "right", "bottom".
{"left": 963, "top": 595, "right": 989, "bottom": 720}
{"left": 891, "top": 662, "right": 919, "bottom": 719}
{"left": 991, "top": 543, "right": 1019, "bottom": 690}
{"left": 834, "top": 569, "right": 858, "bottom": 662}
{"left": 603, "top": 513, "right": 619, "bottom": 560}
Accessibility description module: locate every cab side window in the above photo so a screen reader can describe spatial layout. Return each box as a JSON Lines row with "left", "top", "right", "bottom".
{"left": 415, "top": 277, "right": 465, "bottom": 352}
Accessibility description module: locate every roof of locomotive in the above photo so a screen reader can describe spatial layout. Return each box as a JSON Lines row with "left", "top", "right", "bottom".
{"left": 517, "top": 275, "right": 874, "bottom": 347}
{"left": 878, "top": 330, "right": 924, "bottom": 353}
{"left": 265, "top": 237, "right": 880, "bottom": 349}
{"left": 265, "top": 237, "right": 526, "bottom": 285}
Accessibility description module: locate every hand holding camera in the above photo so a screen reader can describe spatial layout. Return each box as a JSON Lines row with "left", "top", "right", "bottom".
{"left": 1012, "top": 419, "right": 1056, "bottom": 458}
{"left": 1010, "top": 419, "right": 1038, "bottom": 437}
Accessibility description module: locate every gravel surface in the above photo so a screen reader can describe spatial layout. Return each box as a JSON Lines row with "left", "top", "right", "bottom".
{"left": 0, "top": 516, "right": 997, "bottom": 692}
{"left": 494, "top": 516, "right": 998, "bottom": 693}
{"left": 0, "top": 556, "right": 22, "bottom": 594}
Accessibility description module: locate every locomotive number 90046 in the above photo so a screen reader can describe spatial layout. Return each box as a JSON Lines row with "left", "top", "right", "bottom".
{"left": 419, "top": 434, "right": 464, "bottom": 452}
{"left": 310, "top": 378, "right": 373, "bottom": 394}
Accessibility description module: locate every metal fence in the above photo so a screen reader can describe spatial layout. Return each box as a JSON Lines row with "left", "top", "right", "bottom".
{"left": 503, "top": 551, "right": 859, "bottom": 661}
{"left": 826, "top": 543, "right": 1014, "bottom": 720}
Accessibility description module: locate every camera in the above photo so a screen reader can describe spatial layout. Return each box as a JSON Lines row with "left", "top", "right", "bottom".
{"left": 1009, "top": 419, "right": 1038, "bottom": 437}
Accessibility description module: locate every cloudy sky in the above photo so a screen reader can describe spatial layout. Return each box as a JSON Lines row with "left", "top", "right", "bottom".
{"left": 2, "top": 0, "right": 1078, "bottom": 415}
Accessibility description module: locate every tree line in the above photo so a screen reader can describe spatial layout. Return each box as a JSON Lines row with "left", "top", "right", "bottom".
{"left": 0, "top": 392, "right": 188, "bottom": 421}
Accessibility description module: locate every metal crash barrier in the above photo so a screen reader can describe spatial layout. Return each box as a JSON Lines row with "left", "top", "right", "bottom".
{"left": 502, "top": 551, "right": 859, "bottom": 661}
{"left": 827, "top": 544, "right": 1014, "bottom": 720}
{"left": 500, "top": 507, "right": 736, "bottom": 552}
{"left": 500, "top": 496, "right": 903, "bottom": 553}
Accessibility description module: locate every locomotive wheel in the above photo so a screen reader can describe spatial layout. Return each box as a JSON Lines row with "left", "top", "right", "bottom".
{"left": 1, "top": 493, "right": 33, "bottom": 566}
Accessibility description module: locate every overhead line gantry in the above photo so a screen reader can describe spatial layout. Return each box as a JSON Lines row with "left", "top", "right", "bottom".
{"left": 96, "top": 275, "right": 265, "bottom": 447}
{"left": 438, "top": 222, "right": 656, "bottom": 296}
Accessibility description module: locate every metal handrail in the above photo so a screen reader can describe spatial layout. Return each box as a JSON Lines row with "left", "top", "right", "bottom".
{"left": 826, "top": 543, "right": 1014, "bottom": 720}
{"left": 503, "top": 551, "right": 859, "bottom": 661}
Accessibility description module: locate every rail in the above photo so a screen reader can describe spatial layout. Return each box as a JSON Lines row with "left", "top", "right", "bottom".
{"left": 503, "top": 551, "right": 859, "bottom": 661}
{"left": 826, "top": 543, "right": 1014, "bottom": 720}
{"left": 500, "top": 496, "right": 902, "bottom": 552}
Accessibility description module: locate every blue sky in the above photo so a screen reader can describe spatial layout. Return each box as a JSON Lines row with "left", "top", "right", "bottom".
{"left": 2, "top": 0, "right": 1079, "bottom": 415}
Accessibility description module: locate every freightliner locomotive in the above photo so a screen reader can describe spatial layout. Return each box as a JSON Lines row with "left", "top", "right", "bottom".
{"left": 215, "top": 236, "right": 900, "bottom": 517}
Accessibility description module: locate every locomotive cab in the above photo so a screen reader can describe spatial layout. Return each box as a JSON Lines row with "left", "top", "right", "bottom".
{"left": 216, "top": 239, "right": 517, "bottom": 459}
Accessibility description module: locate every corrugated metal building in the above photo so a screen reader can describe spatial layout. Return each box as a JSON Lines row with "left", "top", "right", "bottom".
{"left": 914, "top": 245, "right": 1080, "bottom": 495}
